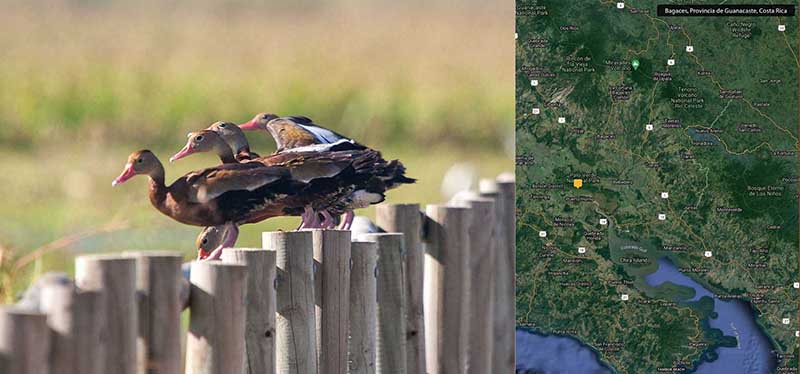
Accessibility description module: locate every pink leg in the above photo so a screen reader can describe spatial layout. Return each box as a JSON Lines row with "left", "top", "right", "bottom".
{"left": 297, "top": 206, "right": 310, "bottom": 230}
{"left": 205, "top": 224, "right": 239, "bottom": 260}
{"left": 339, "top": 210, "right": 355, "bottom": 230}
{"left": 299, "top": 206, "right": 319, "bottom": 229}
{"left": 320, "top": 211, "right": 336, "bottom": 229}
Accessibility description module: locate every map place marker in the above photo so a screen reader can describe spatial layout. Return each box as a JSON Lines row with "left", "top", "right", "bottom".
{"left": 599, "top": 218, "right": 608, "bottom": 225}
{"left": 558, "top": 117, "right": 566, "bottom": 124}
{"left": 793, "top": 282, "right": 799, "bottom": 289}
{"left": 578, "top": 247, "right": 586, "bottom": 254}
{"left": 532, "top": 108, "right": 540, "bottom": 115}
{"left": 779, "top": 24, "right": 786, "bottom": 32}
{"left": 539, "top": 231, "right": 547, "bottom": 238}
{"left": 620, "top": 294, "right": 629, "bottom": 301}
{"left": 704, "top": 251, "right": 713, "bottom": 258}
{"left": 631, "top": 59, "right": 640, "bottom": 71}
{"left": 531, "top": 79, "right": 538, "bottom": 87}
{"left": 661, "top": 192, "right": 669, "bottom": 199}
{"left": 573, "top": 179, "right": 583, "bottom": 189}
{"left": 782, "top": 318, "right": 790, "bottom": 325}
{"left": 658, "top": 213, "right": 666, "bottom": 221}
{"left": 645, "top": 123, "right": 654, "bottom": 131}
{"left": 686, "top": 45, "right": 693, "bottom": 53}
{"left": 667, "top": 59, "right": 675, "bottom": 66}
{"left": 616, "top": 2, "right": 624, "bottom": 9}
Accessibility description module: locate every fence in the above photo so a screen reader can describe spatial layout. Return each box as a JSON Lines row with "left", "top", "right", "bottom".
{"left": 0, "top": 175, "right": 515, "bottom": 374}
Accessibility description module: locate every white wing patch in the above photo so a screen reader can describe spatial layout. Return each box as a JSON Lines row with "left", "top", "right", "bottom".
{"left": 284, "top": 139, "right": 354, "bottom": 153}
{"left": 298, "top": 123, "right": 346, "bottom": 144}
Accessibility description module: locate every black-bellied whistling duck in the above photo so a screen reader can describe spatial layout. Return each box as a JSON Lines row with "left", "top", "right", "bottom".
{"left": 196, "top": 224, "right": 235, "bottom": 260}
{"left": 112, "top": 150, "right": 311, "bottom": 259}
{"left": 239, "top": 113, "right": 365, "bottom": 153}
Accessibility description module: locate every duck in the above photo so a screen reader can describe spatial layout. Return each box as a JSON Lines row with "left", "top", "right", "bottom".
{"left": 196, "top": 224, "right": 235, "bottom": 260}
{"left": 169, "top": 129, "right": 401, "bottom": 229}
{"left": 112, "top": 150, "right": 311, "bottom": 259}
{"left": 238, "top": 113, "right": 365, "bottom": 153}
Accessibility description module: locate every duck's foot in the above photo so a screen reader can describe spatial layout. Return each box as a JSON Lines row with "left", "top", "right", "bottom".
{"left": 204, "top": 224, "right": 239, "bottom": 260}
{"left": 339, "top": 210, "right": 355, "bottom": 230}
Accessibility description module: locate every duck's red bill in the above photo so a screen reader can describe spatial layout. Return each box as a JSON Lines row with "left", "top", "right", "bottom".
{"left": 170, "top": 143, "right": 194, "bottom": 162}
{"left": 112, "top": 163, "right": 135, "bottom": 187}
{"left": 197, "top": 249, "right": 210, "bottom": 260}
{"left": 239, "top": 119, "right": 258, "bottom": 131}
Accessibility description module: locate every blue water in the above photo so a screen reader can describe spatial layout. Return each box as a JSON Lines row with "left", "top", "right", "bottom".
{"left": 516, "top": 257, "right": 777, "bottom": 373}
{"left": 645, "top": 257, "right": 776, "bottom": 374}
{"left": 515, "top": 329, "right": 613, "bottom": 374}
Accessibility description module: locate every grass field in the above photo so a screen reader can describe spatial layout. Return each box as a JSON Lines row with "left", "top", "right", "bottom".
{"left": 0, "top": 1, "right": 513, "bottom": 300}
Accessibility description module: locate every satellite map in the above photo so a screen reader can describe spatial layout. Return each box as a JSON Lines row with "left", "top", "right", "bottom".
{"left": 516, "top": 1, "right": 799, "bottom": 373}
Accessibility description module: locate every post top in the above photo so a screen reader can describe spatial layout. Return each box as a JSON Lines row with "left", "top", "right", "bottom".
{"left": 123, "top": 250, "right": 183, "bottom": 259}
{"left": 75, "top": 253, "right": 137, "bottom": 262}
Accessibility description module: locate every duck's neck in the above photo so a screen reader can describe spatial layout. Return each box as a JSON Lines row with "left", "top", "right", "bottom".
{"left": 214, "top": 143, "right": 238, "bottom": 164}
{"left": 147, "top": 163, "right": 168, "bottom": 206}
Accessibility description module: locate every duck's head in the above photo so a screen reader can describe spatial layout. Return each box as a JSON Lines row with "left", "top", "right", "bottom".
{"left": 206, "top": 121, "right": 248, "bottom": 152}
{"left": 170, "top": 130, "right": 229, "bottom": 162}
{"left": 112, "top": 150, "right": 160, "bottom": 186}
{"left": 196, "top": 225, "right": 227, "bottom": 260}
{"left": 239, "top": 112, "right": 278, "bottom": 131}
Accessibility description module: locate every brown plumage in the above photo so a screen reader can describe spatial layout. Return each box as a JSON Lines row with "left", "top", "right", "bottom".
{"left": 113, "top": 150, "right": 303, "bottom": 227}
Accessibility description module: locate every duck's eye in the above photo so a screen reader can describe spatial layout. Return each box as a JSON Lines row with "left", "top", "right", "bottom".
{"left": 201, "top": 238, "right": 208, "bottom": 244}
{"left": 195, "top": 135, "right": 204, "bottom": 142}
{"left": 136, "top": 158, "right": 143, "bottom": 164}
{"left": 261, "top": 114, "right": 270, "bottom": 120}
{"left": 219, "top": 123, "right": 226, "bottom": 128}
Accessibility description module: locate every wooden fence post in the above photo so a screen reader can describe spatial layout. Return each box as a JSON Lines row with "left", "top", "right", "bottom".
{"left": 348, "top": 241, "right": 378, "bottom": 374}
{"left": 126, "top": 251, "right": 183, "bottom": 374}
{"left": 361, "top": 233, "right": 406, "bottom": 374}
{"left": 185, "top": 261, "right": 248, "bottom": 374}
{"left": 480, "top": 175, "right": 516, "bottom": 374}
{"left": 453, "top": 197, "right": 496, "bottom": 373}
{"left": 423, "top": 205, "right": 471, "bottom": 374}
{"left": 264, "top": 231, "right": 318, "bottom": 374}
{"left": 375, "top": 204, "right": 425, "bottom": 374}
{"left": 39, "top": 277, "right": 103, "bottom": 374}
{"left": 222, "top": 248, "right": 277, "bottom": 374}
{"left": 0, "top": 307, "right": 50, "bottom": 374}
{"left": 75, "top": 254, "right": 137, "bottom": 374}
{"left": 311, "top": 230, "right": 351, "bottom": 374}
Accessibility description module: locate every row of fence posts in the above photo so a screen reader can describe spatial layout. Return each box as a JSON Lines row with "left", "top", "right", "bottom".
{"left": 0, "top": 175, "right": 515, "bottom": 374}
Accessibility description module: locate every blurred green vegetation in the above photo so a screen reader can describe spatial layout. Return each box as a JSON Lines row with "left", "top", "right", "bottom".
{"left": 0, "top": 1, "right": 513, "bottom": 299}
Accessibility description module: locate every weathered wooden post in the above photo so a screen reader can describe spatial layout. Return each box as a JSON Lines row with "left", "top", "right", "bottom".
{"left": 454, "top": 197, "right": 496, "bottom": 373}
{"left": 185, "top": 261, "right": 248, "bottom": 374}
{"left": 39, "top": 277, "right": 103, "bottom": 374}
{"left": 480, "top": 175, "right": 516, "bottom": 374}
{"left": 0, "top": 307, "right": 50, "bottom": 374}
{"left": 264, "top": 231, "right": 318, "bottom": 374}
{"left": 361, "top": 233, "right": 406, "bottom": 374}
{"left": 311, "top": 230, "right": 351, "bottom": 374}
{"left": 375, "top": 204, "right": 425, "bottom": 374}
{"left": 348, "top": 241, "right": 378, "bottom": 374}
{"left": 75, "top": 254, "right": 137, "bottom": 374}
{"left": 423, "top": 205, "right": 471, "bottom": 374}
{"left": 127, "top": 251, "right": 183, "bottom": 374}
{"left": 222, "top": 248, "right": 277, "bottom": 374}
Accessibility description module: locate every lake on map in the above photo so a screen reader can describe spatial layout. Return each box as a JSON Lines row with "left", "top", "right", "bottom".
{"left": 515, "top": 257, "right": 777, "bottom": 374}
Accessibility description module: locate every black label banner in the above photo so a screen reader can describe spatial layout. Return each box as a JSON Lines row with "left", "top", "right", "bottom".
{"left": 657, "top": 4, "right": 796, "bottom": 17}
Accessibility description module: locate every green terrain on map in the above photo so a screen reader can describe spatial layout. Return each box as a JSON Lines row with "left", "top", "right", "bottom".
{"left": 516, "top": 0, "right": 799, "bottom": 372}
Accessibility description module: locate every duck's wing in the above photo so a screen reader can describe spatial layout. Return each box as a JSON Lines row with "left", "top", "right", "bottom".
{"left": 183, "top": 164, "right": 292, "bottom": 203}
{"left": 266, "top": 118, "right": 320, "bottom": 150}
{"left": 267, "top": 117, "right": 359, "bottom": 151}
{"left": 258, "top": 151, "right": 355, "bottom": 183}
